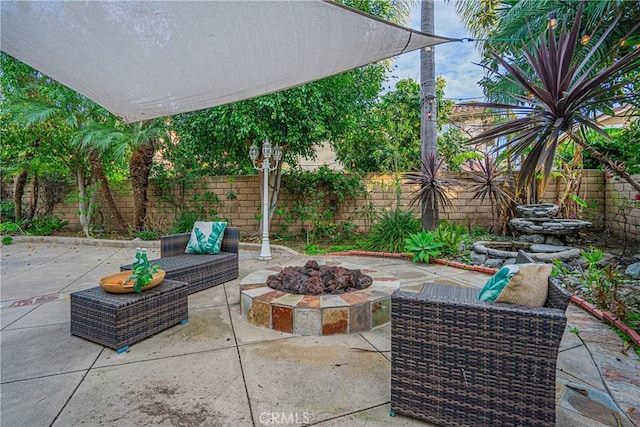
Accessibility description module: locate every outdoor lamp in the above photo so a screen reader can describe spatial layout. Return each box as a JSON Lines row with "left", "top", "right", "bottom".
{"left": 548, "top": 11, "right": 557, "bottom": 30}
{"left": 262, "top": 139, "right": 272, "bottom": 158}
{"left": 249, "top": 144, "right": 260, "bottom": 163}
{"left": 273, "top": 144, "right": 283, "bottom": 162}
{"left": 581, "top": 32, "right": 590, "bottom": 45}
{"left": 250, "top": 137, "right": 282, "bottom": 260}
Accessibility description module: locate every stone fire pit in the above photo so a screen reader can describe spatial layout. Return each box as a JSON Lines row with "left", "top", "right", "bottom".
{"left": 266, "top": 260, "right": 372, "bottom": 295}
{"left": 240, "top": 260, "right": 399, "bottom": 335}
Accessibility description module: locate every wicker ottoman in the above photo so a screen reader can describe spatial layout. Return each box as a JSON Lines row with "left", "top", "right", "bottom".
{"left": 70, "top": 280, "right": 189, "bottom": 353}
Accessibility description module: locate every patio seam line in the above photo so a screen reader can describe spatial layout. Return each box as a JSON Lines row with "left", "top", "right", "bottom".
{"left": 358, "top": 333, "right": 390, "bottom": 356}
{"left": 56, "top": 247, "right": 128, "bottom": 294}
{"left": 2, "top": 320, "right": 69, "bottom": 332}
{"left": 223, "top": 280, "right": 257, "bottom": 427}
{"left": 51, "top": 346, "right": 107, "bottom": 425}
{"left": 0, "top": 305, "right": 39, "bottom": 331}
{"left": 0, "top": 368, "right": 94, "bottom": 386}
{"left": 93, "top": 346, "right": 241, "bottom": 370}
{"left": 558, "top": 343, "right": 584, "bottom": 353}
{"left": 307, "top": 401, "right": 391, "bottom": 426}
{"left": 575, "top": 329, "right": 636, "bottom": 426}
{"left": 556, "top": 367, "right": 607, "bottom": 392}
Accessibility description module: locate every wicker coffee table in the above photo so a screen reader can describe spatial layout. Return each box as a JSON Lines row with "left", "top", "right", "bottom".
{"left": 70, "top": 279, "right": 189, "bottom": 353}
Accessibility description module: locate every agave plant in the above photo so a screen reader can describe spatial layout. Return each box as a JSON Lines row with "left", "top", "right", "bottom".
{"left": 405, "top": 153, "right": 461, "bottom": 230}
{"left": 465, "top": 1, "right": 640, "bottom": 194}
{"left": 404, "top": 230, "right": 443, "bottom": 263}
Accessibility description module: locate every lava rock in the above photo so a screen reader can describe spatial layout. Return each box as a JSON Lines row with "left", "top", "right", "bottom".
{"left": 267, "top": 261, "right": 373, "bottom": 295}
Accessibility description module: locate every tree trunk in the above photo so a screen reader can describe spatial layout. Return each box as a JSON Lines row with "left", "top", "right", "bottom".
{"left": 130, "top": 142, "right": 156, "bottom": 232}
{"left": 14, "top": 171, "right": 28, "bottom": 221}
{"left": 88, "top": 151, "right": 129, "bottom": 231}
{"left": 268, "top": 161, "right": 283, "bottom": 224}
{"left": 77, "top": 169, "right": 95, "bottom": 238}
{"left": 28, "top": 174, "right": 39, "bottom": 220}
{"left": 420, "top": 0, "right": 438, "bottom": 230}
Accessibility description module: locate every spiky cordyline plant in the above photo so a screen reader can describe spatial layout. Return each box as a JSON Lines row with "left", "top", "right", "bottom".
{"left": 405, "top": 154, "right": 461, "bottom": 224}
{"left": 468, "top": 153, "right": 515, "bottom": 234}
{"left": 465, "top": 1, "right": 640, "bottom": 194}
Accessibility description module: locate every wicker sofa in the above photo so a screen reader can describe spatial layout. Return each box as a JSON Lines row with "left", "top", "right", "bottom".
{"left": 390, "top": 253, "right": 571, "bottom": 427}
{"left": 121, "top": 227, "right": 240, "bottom": 294}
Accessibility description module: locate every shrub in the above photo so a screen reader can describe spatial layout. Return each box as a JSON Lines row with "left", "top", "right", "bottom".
{"left": 169, "top": 211, "right": 200, "bottom": 234}
{"left": 132, "top": 230, "right": 161, "bottom": 241}
{"left": 433, "top": 222, "right": 468, "bottom": 256}
{"left": 0, "top": 201, "right": 16, "bottom": 223}
{"left": 365, "top": 208, "right": 420, "bottom": 253}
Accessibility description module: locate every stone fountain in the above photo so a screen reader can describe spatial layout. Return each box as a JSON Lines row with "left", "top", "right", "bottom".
{"left": 470, "top": 204, "right": 591, "bottom": 268}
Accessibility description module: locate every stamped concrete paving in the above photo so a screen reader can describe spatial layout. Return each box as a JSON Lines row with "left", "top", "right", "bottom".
{"left": 1, "top": 238, "right": 639, "bottom": 426}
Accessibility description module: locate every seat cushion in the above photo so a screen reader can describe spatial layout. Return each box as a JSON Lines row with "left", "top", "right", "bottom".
{"left": 185, "top": 221, "right": 227, "bottom": 254}
{"left": 478, "top": 263, "right": 552, "bottom": 307}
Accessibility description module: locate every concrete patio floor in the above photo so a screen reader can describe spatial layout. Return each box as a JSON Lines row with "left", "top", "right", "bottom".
{"left": 1, "top": 238, "right": 638, "bottom": 426}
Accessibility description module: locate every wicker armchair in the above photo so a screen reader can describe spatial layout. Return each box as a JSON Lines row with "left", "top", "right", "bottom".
{"left": 121, "top": 227, "right": 240, "bottom": 294}
{"left": 390, "top": 254, "right": 571, "bottom": 427}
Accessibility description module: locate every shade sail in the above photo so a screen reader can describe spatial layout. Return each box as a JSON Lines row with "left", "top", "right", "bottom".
{"left": 1, "top": 0, "right": 457, "bottom": 123}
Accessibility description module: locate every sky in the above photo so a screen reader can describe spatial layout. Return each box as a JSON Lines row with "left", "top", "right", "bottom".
{"left": 391, "top": 1, "right": 486, "bottom": 102}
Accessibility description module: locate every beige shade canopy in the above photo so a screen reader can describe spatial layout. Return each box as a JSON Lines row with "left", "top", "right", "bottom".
{"left": 1, "top": 0, "right": 457, "bottom": 123}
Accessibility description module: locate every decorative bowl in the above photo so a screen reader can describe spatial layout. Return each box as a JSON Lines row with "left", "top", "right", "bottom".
{"left": 99, "top": 270, "right": 166, "bottom": 294}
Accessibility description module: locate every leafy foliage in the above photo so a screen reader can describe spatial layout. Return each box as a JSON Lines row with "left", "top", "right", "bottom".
{"left": 281, "top": 166, "right": 366, "bottom": 245}
{"left": 128, "top": 262, "right": 161, "bottom": 293}
{"left": 455, "top": 0, "right": 640, "bottom": 106}
{"left": 464, "top": 2, "right": 640, "bottom": 193}
{"left": 336, "top": 77, "right": 457, "bottom": 173}
{"left": 404, "top": 231, "right": 443, "bottom": 263}
{"left": 432, "top": 222, "right": 469, "bottom": 257}
{"left": 365, "top": 208, "right": 421, "bottom": 253}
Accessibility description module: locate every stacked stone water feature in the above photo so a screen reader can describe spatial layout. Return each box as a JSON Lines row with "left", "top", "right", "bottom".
{"left": 471, "top": 204, "right": 591, "bottom": 268}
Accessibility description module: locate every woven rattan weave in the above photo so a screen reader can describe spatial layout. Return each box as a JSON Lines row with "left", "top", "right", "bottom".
{"left": 390, "top": 264, "right": 571, "bottom": 426}
{"left": 121, "top": 227, "right": 240, "bottom": 294}
{"left": 70, "top": 279, "right": 188, "bottom": 352}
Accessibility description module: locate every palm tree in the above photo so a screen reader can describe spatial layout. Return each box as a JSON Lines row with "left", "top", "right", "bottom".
{"left": 464, "top": 2, "right": 640, "bottom": 193}
{"left": 420, "top": 0, "right": 439, "bottom": 230}
{"left": 6, "top": 84, "right": 130, "bottom": 232}
{"left": 79, "top": 118, "right": 169, "bottom": 232}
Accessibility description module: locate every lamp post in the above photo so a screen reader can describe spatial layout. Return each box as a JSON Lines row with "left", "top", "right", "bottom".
{"left": 249, "top": 138, "right": 282, "bottom": 260}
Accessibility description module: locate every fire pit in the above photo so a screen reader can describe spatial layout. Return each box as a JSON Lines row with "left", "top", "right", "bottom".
{"left": 240, "top": 260, "right": 399, "bottom": 335}
{"left": 266, "top": 260, "right": 372, "bottom": 295}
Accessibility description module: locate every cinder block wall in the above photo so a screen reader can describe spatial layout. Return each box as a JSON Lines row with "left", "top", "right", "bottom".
{"left": 17, "top": 169, "right": 637, "bottom": 239}
{"left": 603, "top": 173, "right": 640, "bottom": 238}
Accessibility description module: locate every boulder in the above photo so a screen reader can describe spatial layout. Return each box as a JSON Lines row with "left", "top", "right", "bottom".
{"left": 485, "top": 258, "right": 504, "bottom": 269}
{"left": 625, "top": 262, "right": 640, "bottom": 280}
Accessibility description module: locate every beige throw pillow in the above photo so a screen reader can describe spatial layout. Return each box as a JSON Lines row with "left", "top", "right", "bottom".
{"left": 495, "top": 264, "right": 552, "bottom": 307}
